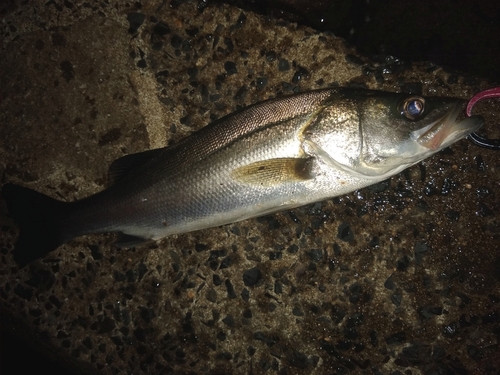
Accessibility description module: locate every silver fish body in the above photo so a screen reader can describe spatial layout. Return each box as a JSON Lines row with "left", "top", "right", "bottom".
{"left": 2, "top": 88, "right": 483, "bottom": 266}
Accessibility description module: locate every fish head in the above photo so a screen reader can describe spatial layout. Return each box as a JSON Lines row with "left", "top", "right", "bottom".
{"left": 306, "top": 89, "right": 484, "bottom": 179}
{"left": 358, "top": 92, "right": 484, "bottom": 177}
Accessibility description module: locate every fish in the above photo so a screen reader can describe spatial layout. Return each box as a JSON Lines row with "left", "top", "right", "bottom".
{"left": 2, "top": 88, "right": 483, "bottom": 267}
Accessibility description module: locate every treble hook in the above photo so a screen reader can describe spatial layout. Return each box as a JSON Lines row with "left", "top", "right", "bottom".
{"left": 466, "top": 87, "right": 500, "bottom": 150}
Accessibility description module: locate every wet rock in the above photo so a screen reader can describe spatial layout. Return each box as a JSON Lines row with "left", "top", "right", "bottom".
{"left": 153, "top": 21, "right": 170, "bottom": 36}
{"left": 243, "top": 267, "right": 261, "bottom": 287}
{"left": 127, "top": 12, "right": 145, "bottom": 34}
{"left": 278, "top": 58, "right": 290, "bottom": 71}
{"left": 386, "top": 331, "right": 406, "bottom": 345}
{"left": 1, "top": 1, "right": 499, "bottom": 374}
{"left": 337, "top": 222, "right": 354, "bottom": 242}
{"left": 224, "top": 61, "right": 237, "bottom": 75}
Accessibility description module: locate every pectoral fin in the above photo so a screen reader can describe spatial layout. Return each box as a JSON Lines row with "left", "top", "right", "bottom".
{"left": 231, "top": 158, "right": 314, "bottom": 187}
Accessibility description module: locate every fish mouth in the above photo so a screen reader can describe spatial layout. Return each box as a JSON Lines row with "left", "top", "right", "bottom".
{"left": 412, "top": 102, "right": 484, "bottom": 150}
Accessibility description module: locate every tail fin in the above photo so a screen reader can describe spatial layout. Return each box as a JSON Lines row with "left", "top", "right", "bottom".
{"left": 2, "top": 183, "right": 69, "bottom": 267}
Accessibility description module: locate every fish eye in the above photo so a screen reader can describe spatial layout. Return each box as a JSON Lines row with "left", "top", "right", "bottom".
{"left": 399, "top": 96, "right": 426, "bottom": 121}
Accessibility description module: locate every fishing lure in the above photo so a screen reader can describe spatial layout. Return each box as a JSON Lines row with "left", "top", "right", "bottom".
{"left": 467, "top": 87, "right": 500, "bottom": 150}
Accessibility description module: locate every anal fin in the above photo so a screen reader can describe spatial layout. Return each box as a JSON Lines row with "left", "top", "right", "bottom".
{"left": 114, "top": 233, "right": 152, "bottom": 248}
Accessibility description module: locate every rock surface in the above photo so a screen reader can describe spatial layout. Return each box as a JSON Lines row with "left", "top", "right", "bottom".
{"left": 1, "top": 1, "right": 499, "bottom": 374}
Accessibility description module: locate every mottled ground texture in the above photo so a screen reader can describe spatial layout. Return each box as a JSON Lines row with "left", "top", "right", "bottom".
{"left": 1, "top": 1, "right": 499, "bottom": 374}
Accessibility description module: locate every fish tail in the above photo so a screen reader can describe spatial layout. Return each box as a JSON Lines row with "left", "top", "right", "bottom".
{"left": 2, "top": 183, "right": 70, "bottom": 267}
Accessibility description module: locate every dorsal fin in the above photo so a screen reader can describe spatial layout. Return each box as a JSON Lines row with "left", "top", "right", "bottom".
{"left": 108, "top": 148, "right": 166, "bottom": 185}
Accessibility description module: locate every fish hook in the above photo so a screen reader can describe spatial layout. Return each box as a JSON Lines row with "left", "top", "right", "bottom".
{"left": 466, "top": 87, "right": 500, "bottom": 150}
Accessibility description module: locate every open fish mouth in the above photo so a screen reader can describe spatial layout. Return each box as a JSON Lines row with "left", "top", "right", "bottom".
{"left": 412, "top": 102, "right": 484, "bottom": 150}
